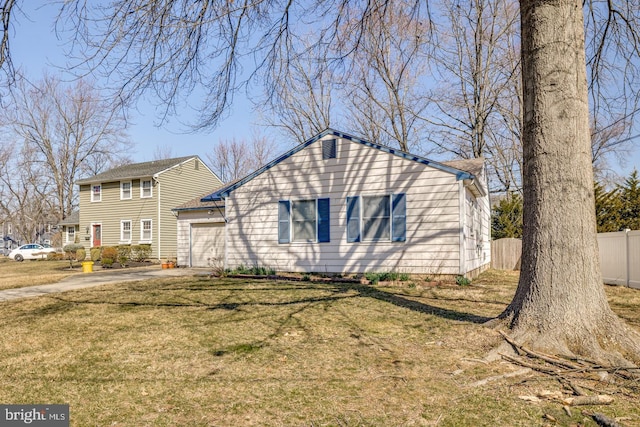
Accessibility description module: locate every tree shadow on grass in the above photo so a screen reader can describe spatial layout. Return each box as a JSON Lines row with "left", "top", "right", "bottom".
{"left": 43, "top": 278, "right": 492, "bottom": 325}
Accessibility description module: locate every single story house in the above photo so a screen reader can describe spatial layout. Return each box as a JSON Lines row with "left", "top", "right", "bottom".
{"left": 174, "top": 129, "right": 490, "bottom": 277}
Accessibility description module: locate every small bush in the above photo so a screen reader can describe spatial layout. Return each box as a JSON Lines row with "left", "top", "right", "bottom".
{"left": 301, "top": 274, "right": 311, "bottom": 281}
{"left": 131, "top": 244, "right": 152, "bottom": 262}
{"left": 117, "top": 245, "right": 131, "bottom": 266}
{"left": 90, "top": 247, "right": 101, "bottom": 262}
{"left": 229, "top": 264, "right": 275, "bottom": 276}
{"left": 47, "top": 252, "right": 64, "bottom": 261}
{"left": 76, "top": 248, "right": 86, "bottom": 261}
{"left": 456, "top": 275, "right": 471, "bottom": 286}
{"left": 101, "top": 246, "right": 118, "bottom": 268}
{"left": 63, "top": 243, "right": 85, "bottom": 268}
{"left": 399, "top": 273, "right": 410, "bottom": 282}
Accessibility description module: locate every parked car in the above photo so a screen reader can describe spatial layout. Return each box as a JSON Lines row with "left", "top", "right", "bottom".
{"left": 8, "top": 244, "right": 57, "bottom": 262}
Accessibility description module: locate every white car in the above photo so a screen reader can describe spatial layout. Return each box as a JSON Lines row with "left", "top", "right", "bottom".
{"left": 8, "top": 244, "right": 57, "bottom": 262}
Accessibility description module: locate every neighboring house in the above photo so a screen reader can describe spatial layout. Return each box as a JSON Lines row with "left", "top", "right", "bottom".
{"left": 177, "top": 129, "right": 491, "bottom": 276}
{"left": 57, "top": 211, "right": 80, "bottom": 245}
{"left": 76, "top": 156, "right": 222, "bottom": 260}
{"left": 1, "top": 220, "right": 19, "bottom": 255}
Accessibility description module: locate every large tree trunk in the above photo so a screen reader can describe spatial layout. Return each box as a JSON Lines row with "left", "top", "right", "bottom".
{"left": 496, "top": 0, "right": 640, "bottom": 364}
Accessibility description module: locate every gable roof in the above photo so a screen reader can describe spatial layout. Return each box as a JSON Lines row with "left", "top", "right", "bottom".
{"left": 442, "top": 158, "right": 484, "bottom": 178}
{"left": 202, "top": 129, "right": 480, "bottom": 202}
{"left": 57, "top": 211, "right": 79, "bottom": 226}
{"left": 173, "top": 189, "right": 226, "bottom": 212}
{"left": 76, "top": 156, "right": 199, "bottom": 185}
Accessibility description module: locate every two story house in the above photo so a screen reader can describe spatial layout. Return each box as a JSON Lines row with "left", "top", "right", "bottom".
{"left": 76, "top": 156, "right": 221, "bottom": 260}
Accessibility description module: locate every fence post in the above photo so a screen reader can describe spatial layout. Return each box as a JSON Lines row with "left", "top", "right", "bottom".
{"left": 626, "top": 229, "right": 630, "bottom": 288}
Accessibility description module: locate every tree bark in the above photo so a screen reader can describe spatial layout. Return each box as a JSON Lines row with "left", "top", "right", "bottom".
{"left": 495, "top": 0, "right": 640, "bottom": 364}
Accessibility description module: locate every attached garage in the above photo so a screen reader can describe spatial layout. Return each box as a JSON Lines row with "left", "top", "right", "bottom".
{"left": 190, "top": 222, "right": 225, "bottom": 267}
{"left": 173, "top": 195, "right": 226, "bottom": 268}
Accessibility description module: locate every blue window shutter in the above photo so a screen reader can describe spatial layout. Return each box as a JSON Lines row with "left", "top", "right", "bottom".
{"left": 317, "top": 198, "right": 330, "bottom": 242}
{"left": 392, "top": 193, "right": 406, "bottom": 242}
{"left": 346, "top": 196, "right": 360, "bottom": 243}
{"left": 278, "top": 201, "right": 290, "bottom": 243}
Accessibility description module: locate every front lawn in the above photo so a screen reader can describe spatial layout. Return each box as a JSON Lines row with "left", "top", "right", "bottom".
{"left": 0, "top": 270, "right": 638, "bottom": 426}
{"left": 0, "top": 258, "right": 79, "bottom": 291}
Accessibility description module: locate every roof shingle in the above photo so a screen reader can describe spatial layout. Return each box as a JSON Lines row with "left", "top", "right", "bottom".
{"left": 76, "top": 156, "right": 198, "bottom": 184}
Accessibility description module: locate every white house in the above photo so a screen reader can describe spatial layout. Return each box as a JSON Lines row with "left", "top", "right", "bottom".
{"left": 175, "top": 129, "right": 491, "bottom": 277}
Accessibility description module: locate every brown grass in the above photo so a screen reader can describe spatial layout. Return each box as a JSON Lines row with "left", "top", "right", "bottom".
{"left": 0, "top": 258, "right": 78, "bottom": 290}
{"left": 0, "top": 269, "right": 638, "bottom": 426}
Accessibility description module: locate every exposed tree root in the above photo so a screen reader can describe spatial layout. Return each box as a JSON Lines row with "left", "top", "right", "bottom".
{"left": 494, "top": 330, "right": 640, "bottom": 408}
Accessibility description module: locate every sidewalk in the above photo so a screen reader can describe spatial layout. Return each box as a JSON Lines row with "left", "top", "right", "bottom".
{"left": 0, "top": 266, "right": 211, "bottom": 302}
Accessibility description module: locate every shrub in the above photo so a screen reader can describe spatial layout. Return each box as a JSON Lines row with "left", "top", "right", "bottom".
{"left": 117, "top": 245, "right": 131, "bottom": 266}
{"left": 90, "top": 247, "right": 101, "bottom": 262}
{"left": 131, "top": 244, "right": 152, "bottom": 262}
{"left": 101, "top": 246, "right": 118, "bottom": 268}
{"left": 47, "top": 252, "right": 64, "bottom": 261}
{"left": 76, "top": 248, "right": 86, "bottom": 261}
{"left": 63, "top": 243, "right": 85, "bottom": 268}
{"left": 456, "top": 275, "right": 471, "bottom": 286}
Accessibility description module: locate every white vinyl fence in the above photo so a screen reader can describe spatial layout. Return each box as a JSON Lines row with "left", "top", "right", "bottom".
{"left": 597, "top": 230, "right": 640, "bottom": 289}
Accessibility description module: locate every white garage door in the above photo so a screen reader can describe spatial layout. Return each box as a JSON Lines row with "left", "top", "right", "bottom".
{"left": 190, "top": 223, "right": 225, "bottom": 267}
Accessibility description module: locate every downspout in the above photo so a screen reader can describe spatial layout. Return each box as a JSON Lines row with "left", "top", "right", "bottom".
{"left": 459, "top": 181, "right": 466, "bottom": 276}
{"left": 154, "top": 176, "right": 161, "bottom": 260}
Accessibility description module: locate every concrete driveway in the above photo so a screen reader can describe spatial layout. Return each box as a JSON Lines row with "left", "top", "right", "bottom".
{"left": 0, "top": 266, "right": 211, "bottom": 302}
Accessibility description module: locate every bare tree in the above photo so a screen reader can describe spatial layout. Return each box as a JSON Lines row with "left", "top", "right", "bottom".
{"left": 0, "top": 74, "right": 130, "bottom": 221}
{"left": 206, "top": 136, "right": 270, "bottom": 183}
{"left": 428, "top": 0, "right": 521, "bottom": 180}
{"left": 152, "top": 144, "right": 175, "bottom": 160}
{"left": 0, "top": 142, "right": 55, "bottom": 242}
{"left": 259, "top": 41, "right": 335, "bottom": 144}
{"left": 344, "top": 1, "right": 433, "bottom": 153}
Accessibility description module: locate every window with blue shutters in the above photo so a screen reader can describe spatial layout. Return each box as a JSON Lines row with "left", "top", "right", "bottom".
{"left": 347, "top": 193, "right": 406, "bottom": 243}
{"left": 278, "top": 198, "right": 330, "bottom": 243}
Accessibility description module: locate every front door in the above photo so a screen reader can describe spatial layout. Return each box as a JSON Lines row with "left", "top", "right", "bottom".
{"left": 92, "top": 224, "right": 102, "bottom": 247}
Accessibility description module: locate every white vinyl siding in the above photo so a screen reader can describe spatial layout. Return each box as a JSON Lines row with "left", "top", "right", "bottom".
{"left": 222, "top": 136, "right": 484, "bottom": 275}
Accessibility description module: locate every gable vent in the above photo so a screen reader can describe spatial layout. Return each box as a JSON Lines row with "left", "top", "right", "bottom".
{"left": 322, "top": 139, "right": 337, "bottom": 159}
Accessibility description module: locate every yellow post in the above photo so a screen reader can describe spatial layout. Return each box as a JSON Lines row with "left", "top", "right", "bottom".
{"left": 81, "top": 261, "right": 94, "bottom": 273}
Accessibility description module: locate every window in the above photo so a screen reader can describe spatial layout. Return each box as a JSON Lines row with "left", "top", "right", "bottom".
{"left": 141, "top": 180, "right": 152, "bottom": 198}
{"left": 91, "top": 184, "right": 102, "bottom": 202}
{"left": 7, "top": 223, "right": 12, "bottom": 235}
{"left": 121, "top": 220, "right": 132, "bottom": 242}
{"left": 322, "top": 139, "right": 337, "bottom": 159}
{"left": 346, "top": 193, "right": 406, "bottom": 243}
{"left": 278, "top": 199, "right": 330, "bottom": 243}
{"left": 140, "top": 219, "right": 152, "bottom": 242}
{"left": 67, "top": 226, "right": 75, "bottom": 243}
{"left": 121, "top": 181, "right": 132, "bottom": 200}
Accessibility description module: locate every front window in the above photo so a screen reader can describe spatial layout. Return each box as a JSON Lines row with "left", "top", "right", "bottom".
{"left": 362, "top": 195, "right": 391, "bottom": 241}
{"left": 347, "top": 193, "right": 406, "bottom": 243}
{"left": 91, "top": 184, "right": 102, "bottom": 202}
{"left": 140, "top": 219, "right": 152, "bottom": 242}
{"left": 121, "top": 181, "right": 132, "bottom": 200}
{"left": 292, "top": 200, "right": 317, "bottom": 242}
{"left": 67, "top": 227, "right": 75, "bottom": 243}
{"left": 278, "top": 199, "right": 330, "bottom": 244}
{"left": 141, "top": 180, "right": 152, "bottom": 198}
{"left": 121, "top": 220, "right": 132, "bottom": 242}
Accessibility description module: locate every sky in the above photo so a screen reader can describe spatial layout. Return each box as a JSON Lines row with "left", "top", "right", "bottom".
{"left": 9, "top": 2, "right": 640, "bottom": 178}
{"left": 10, "top": 2, "right": 266, "bottom": 166}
